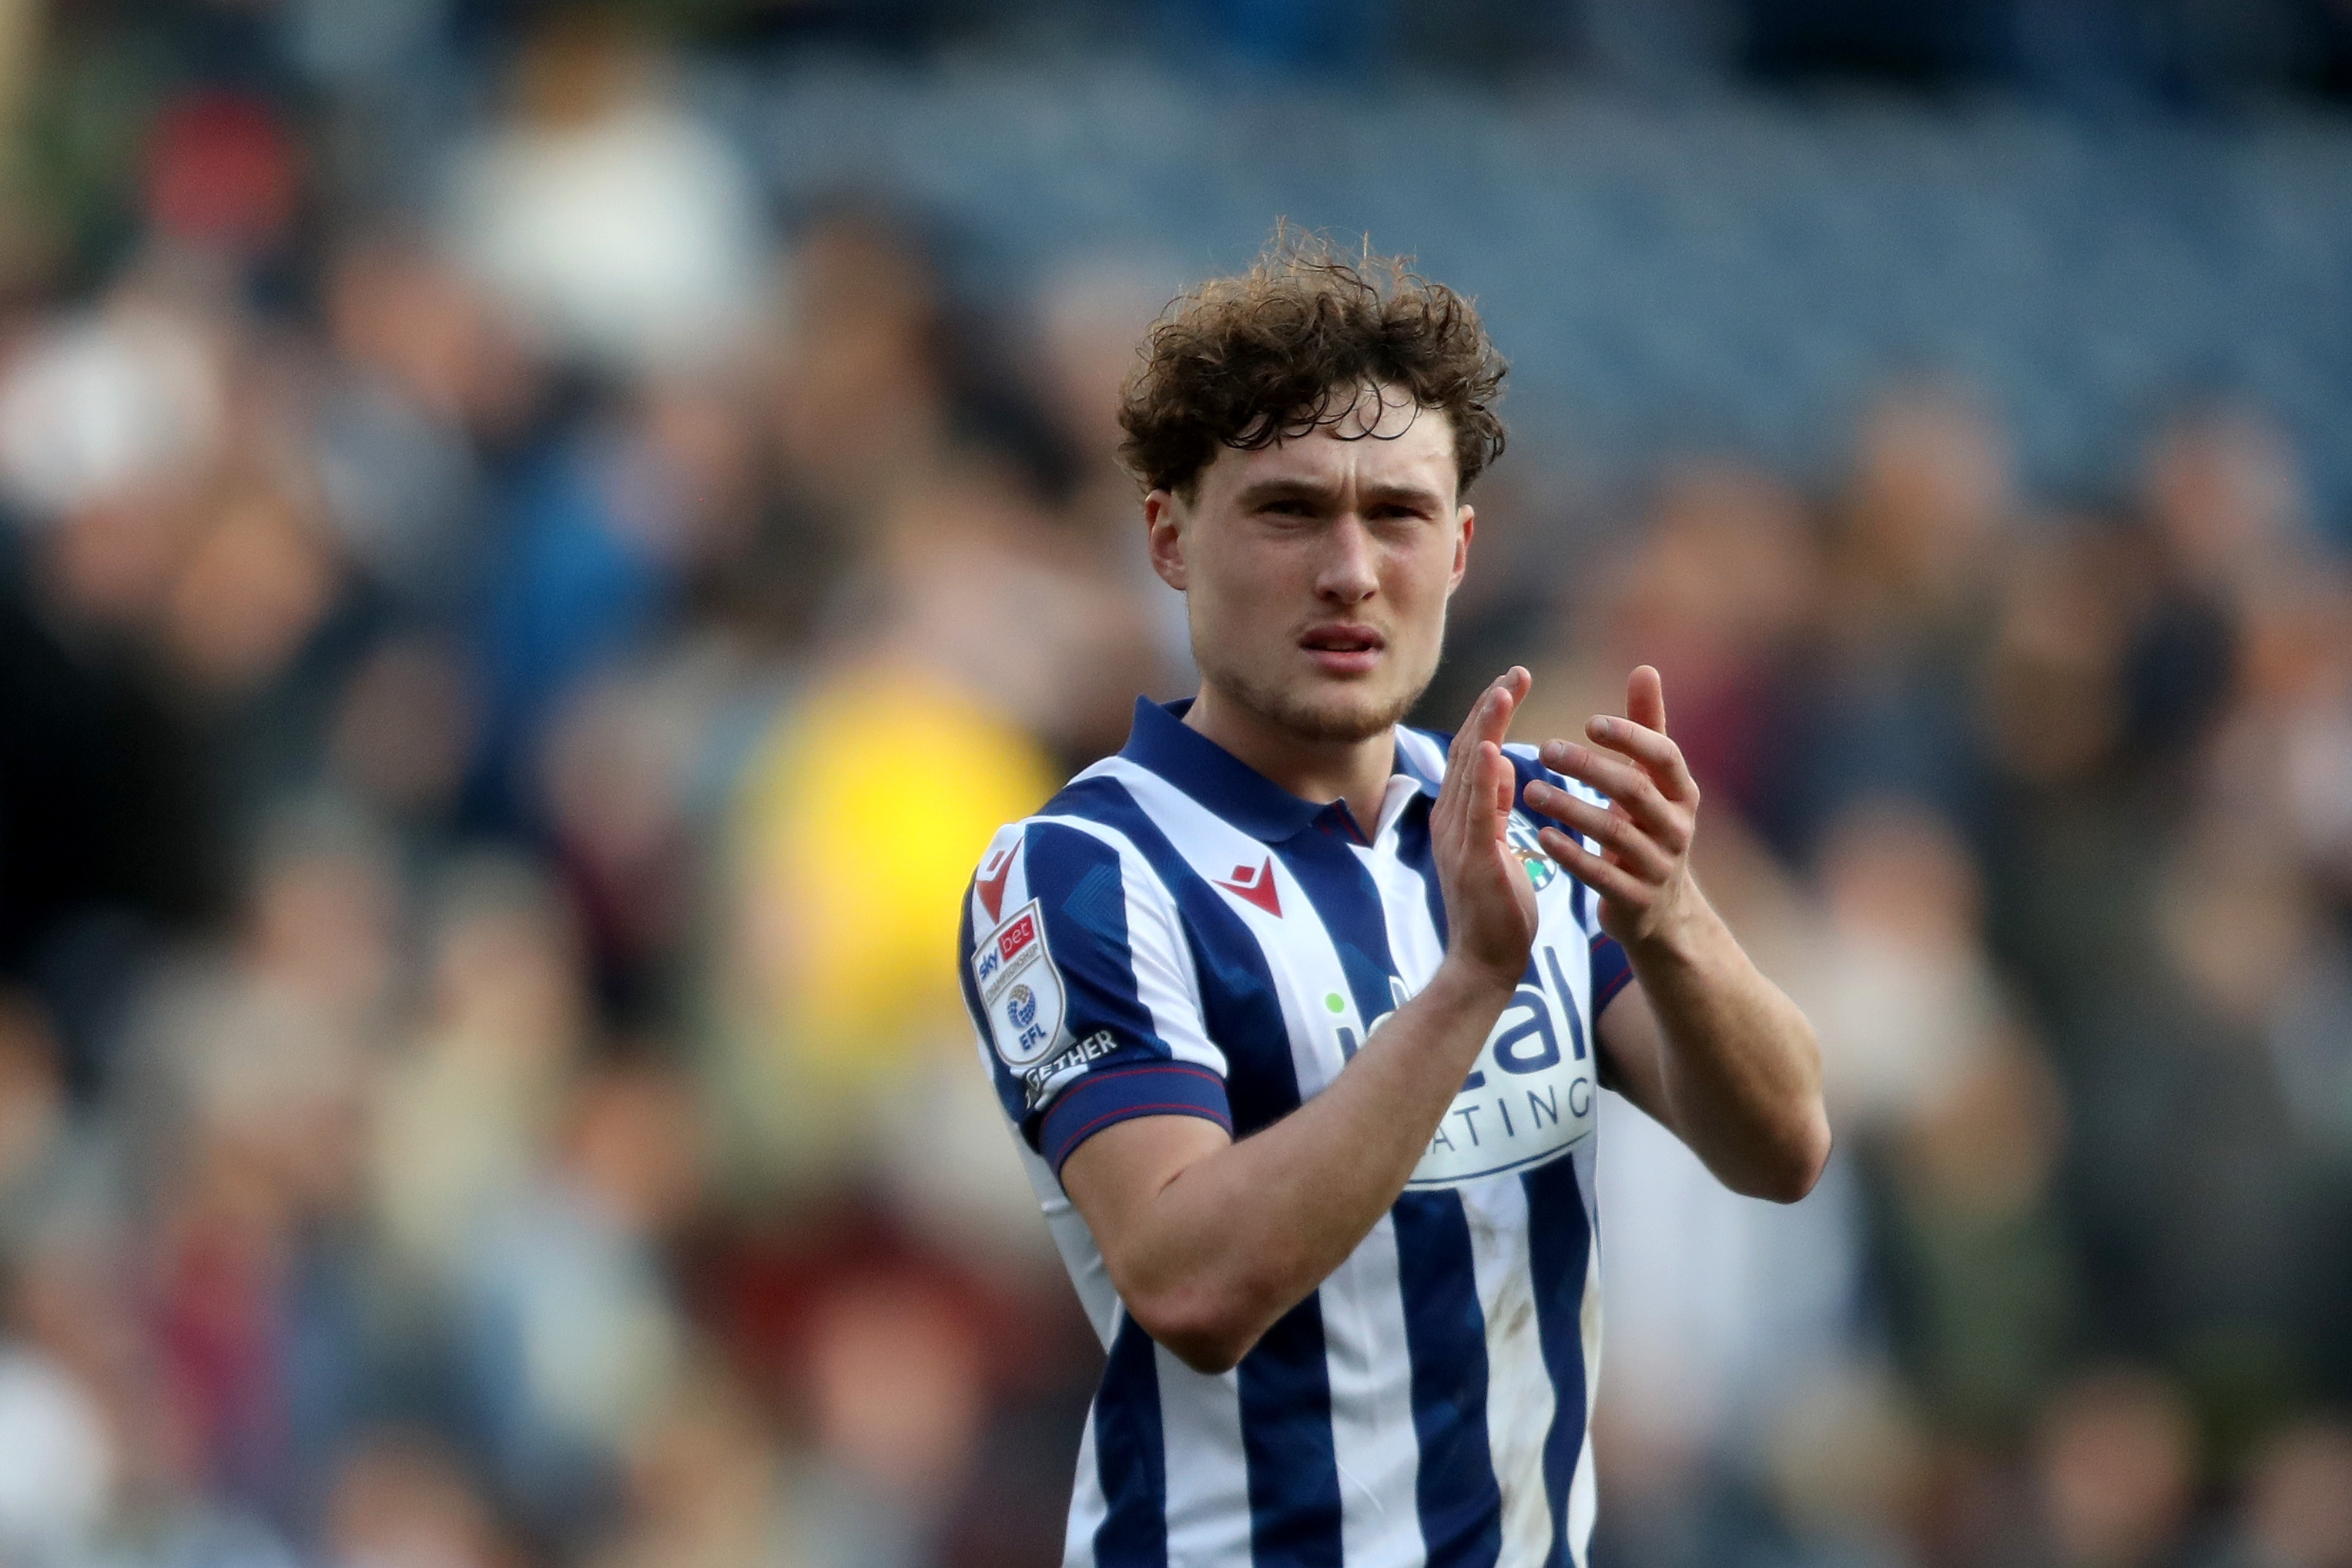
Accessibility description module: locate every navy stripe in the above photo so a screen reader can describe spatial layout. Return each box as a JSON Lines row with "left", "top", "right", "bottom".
{"left": 1092, "top": 1315, "right": 1168, "bottom": 1568}
{"left": 1023, "top": 823, "right": 1165, "bottom": 1047}
{"left": 1275, "top": 832, "right": 1503, "bottom": 1568}
{"left": 1542, "top": 944, "right": 1590, "bottom": 1064}
{"left": 1523, "top": 1154, "right": 1594, "bottom": 1568}
{"left": 1238, "top": 1298, "right": 1346, "bottom": 1568}
{"left": 1392, "top": 1194, "right": 1506, "bottom": 1568}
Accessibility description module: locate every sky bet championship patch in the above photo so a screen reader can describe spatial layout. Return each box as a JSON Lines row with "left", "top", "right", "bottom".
{"left": 974, "top": 900, "right": 1067, "bottom": 1068}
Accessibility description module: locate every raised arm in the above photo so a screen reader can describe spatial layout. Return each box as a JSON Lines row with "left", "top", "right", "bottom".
{"left": 1523, "top": 665, "right": 1830, "bottom": 1202}
{"left": 1060, "top": 669, "right": 1539, "bottom": 1375}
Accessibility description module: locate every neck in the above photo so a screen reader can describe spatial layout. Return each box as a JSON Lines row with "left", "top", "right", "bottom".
{"left": 1185, "top": 682, "right": 1396, "bottom": 837}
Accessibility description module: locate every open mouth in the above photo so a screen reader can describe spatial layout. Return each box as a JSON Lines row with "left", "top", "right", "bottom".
{"left": 1301, "top": 625, "right": 1385, "bottom": 672}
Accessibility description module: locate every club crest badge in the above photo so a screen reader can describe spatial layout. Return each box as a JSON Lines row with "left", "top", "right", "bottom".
{"left": 1506, "top": 816, "right": 1558, "bottom": 891}
{"left": 973, "top": 900, "right": 1066, "bottom": 1068}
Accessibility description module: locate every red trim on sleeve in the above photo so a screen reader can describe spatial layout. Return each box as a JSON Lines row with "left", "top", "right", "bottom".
{"left": 1040, "top": 1061, "right": 1232, "bottom": 1175}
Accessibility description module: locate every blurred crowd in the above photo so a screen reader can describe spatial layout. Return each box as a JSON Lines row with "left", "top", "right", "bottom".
{"left": 0, "top": 5, "right": 2346, "bottom": 1568}
{"left": 1528, "top": 387, "right": 2352, "bottom": 1568}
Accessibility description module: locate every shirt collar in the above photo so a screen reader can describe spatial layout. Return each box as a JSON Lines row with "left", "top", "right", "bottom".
{"left": 1119, "top": 696, "right": 1439, "bottom": 844}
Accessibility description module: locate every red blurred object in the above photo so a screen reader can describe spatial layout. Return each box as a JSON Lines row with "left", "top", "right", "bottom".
{"left": 680, "top": 1200, "right": 1076, "bottom": 1413}
{"left": 143, "top": 92, "right": 300, "bottom": 250}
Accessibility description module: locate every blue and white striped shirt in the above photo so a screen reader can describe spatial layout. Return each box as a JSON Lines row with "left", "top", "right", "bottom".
{"left": 959, "top": 696, "right": 1634, "bottom": 1568}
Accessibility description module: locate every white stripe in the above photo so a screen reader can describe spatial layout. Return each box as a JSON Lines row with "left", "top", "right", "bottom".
{"left": 1026, "top": 1143, "right": 1124, "bottom": 1346}
{"left": 1361, "top": 833, "right": 1446, "bottom": 1003}
{"left": 1155, "top": 1345, "right": 1253, "bottom": 1567}
{"left": 1573, "top": 1139, "right": 1602, "bottom": 1261}
{"left": 1395, "top": 727, "right": 1450, "bottom": 788}
{"left": 1462, "top": 1176, "right": 1559, "bottom": 1568}
{"left": 1319, "top": 1214, "right": 1428, "bottom": 1568}
{"left": 1565, "top": 1143, "right": 1604, "bottom": 1566}
{"left": 1064, "top": 1406, "right": 1106, "bottom": 1568}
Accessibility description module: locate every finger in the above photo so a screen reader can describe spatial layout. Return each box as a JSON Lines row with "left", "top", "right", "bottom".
{"left": 1440, "top": 669, "right": 1529, "bottom": 843}
{"left": 1489, "top": 671, "right": 1532, "bottom": 823}
{"left": 1439, "top": 678, "right": 1506, "bottom": 823}
{"left": 1540, "top": 829, "right": 1651, "bottom": 910}
{"left": 1445, "top": 670, "right": 1522, "bottom": 782}
{"left": 1576, "top": 715, "right": 1698, "bottom": 806}
{"left": 1533, "top": 745, "right": 1676, "bottom": 835}
{"left": 1626, "top": 664, "right": 1667, "bottom": 736}
{"left": 1535, "top": 796, "right": 1676, "bottom": 884}
{"left": 1443, "top": 682, "right": 1489, "bottom": 774}
{"left": 1532, "top": 795, "right": 1675, "bottom": 883}
{"left": 1474, "top": 665, "right": 1529, "bottom": 752}
{"left": 1486, "top": 741, "right": 1513, "bottom": 831}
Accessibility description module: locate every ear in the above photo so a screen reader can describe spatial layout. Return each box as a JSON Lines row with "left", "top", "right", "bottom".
{"left": 1145, "top": 489, "right": 1188, "bottom": 591}
{"left": 1449, "top": 504, "right": 1475, "bottom": 595}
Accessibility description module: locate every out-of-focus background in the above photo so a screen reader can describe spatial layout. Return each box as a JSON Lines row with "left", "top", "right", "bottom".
{"left": 0, "top": 2, "right": 2350, "bottom": 1565}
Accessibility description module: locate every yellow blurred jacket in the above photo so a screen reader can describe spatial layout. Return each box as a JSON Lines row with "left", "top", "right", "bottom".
{"left": 732, "top": 662, "right": 1059, "bottom": 1087}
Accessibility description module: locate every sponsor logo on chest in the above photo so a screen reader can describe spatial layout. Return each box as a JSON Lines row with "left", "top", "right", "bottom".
{"left": 1403, "top": 936, "right": 1596, "bottom": 1188}
{"left": 1332, "top": 821, "right": 1597, "bottom": 1188}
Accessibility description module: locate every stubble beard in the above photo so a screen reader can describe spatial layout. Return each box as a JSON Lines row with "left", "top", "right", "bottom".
{"left": 1195, "top": 647, "right": 1437, "bottom": 745}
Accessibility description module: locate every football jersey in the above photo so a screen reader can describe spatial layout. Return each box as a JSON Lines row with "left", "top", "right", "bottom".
{"left": 958, "top": 697, "right": 1635, "bottom": 1568}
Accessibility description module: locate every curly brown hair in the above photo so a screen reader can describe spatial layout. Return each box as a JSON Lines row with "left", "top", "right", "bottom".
{"left": 1117, "top": 232, "right": 1508, "bottom": 498}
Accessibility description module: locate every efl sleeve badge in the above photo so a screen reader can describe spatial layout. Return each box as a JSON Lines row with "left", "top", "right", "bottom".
{"left": 973, "top": 900, "right": 1068, "bottom": 1068}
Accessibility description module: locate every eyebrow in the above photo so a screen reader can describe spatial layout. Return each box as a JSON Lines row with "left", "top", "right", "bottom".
{"left": 1233, "top": 477, "right": 1449, "bottom": 511}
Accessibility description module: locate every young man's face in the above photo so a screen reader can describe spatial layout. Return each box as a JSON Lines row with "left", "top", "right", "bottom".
{"left": 1148, "top": 387, "right": 1473, "bottom": 744}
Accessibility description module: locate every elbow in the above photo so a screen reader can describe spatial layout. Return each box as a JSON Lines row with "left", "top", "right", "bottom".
{"left": 1158, "top": 1327, "right": 1257, "bottom": 1378}
{"left": 1745, "top": 1102, "right": 1834, "bottom": 1204}
{"left": 1116, "top": 1271, "right": 1275, "bottom": 1376}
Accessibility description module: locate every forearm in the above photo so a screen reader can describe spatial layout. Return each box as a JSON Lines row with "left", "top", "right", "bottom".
{"left": 1618, "top": 886, "right": 1830, "bottom": 1201}
{"left": 1086, "top": 960, "right": 1515, "bottom": 1371}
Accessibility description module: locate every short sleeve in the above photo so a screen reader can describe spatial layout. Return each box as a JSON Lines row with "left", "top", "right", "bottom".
{"left": 1589, "top": 930, "right": 1634, "bottom": 1014}
{"left": 959, "top": 819, "right": 1231, "bottom": 1176}
{"left": 1503, "top": 747, "right": 1637, "bottom": 1017}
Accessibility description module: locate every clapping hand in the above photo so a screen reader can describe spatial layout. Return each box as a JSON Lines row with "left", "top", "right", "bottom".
{"left": 1429, "top": 666, "right": 1540, "bottom": 988}
{"left": 1523, "top": 665, "right": 1701, "bottom": 949}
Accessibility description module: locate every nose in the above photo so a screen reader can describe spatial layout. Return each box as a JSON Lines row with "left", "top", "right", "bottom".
{"left": 1315, "top": 513, "right": 1379, "bottom": 605}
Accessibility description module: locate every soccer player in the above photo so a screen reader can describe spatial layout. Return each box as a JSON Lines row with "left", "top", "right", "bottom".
{"left": 957, "top": 239, "right": 1831, "bottom": 1568}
